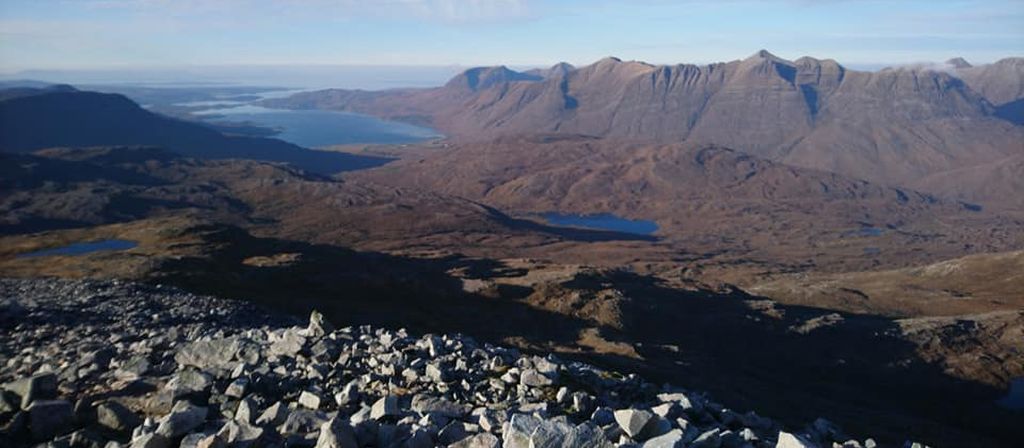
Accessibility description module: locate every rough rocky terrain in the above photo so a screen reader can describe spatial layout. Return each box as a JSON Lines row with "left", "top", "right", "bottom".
{"left": 0, "top": 278, "right": 900, "bottom": 448}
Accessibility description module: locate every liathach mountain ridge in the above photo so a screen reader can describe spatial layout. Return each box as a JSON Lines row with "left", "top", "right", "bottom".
{"left": 262, "top": 50, "right": 1024, "bottom": 209}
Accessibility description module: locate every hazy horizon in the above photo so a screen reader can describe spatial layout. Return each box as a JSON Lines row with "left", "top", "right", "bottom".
{"left": 0, "top": 55, "right": 1003, "bottom": 90}
{"left": 2, "top": 0, "right": 1021, "bottom": 79}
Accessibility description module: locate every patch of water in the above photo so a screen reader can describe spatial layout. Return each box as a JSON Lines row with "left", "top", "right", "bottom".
{"left": 844, "top": 226, "right": 886, "bottom": 237}
{"left": 17, "top": 239, "right": 138, "bottom": 258}
{"left": 541, "top": 213, "right": 659, "bottom": 235}
{"left": 195, "top": 104, "right": 441, "bottom": 148}
{"left": 997, "top": 377, "right": 1024, "bottom": 410}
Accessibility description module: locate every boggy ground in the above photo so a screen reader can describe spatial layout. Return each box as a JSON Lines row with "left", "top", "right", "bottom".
{"left": 1, "top": 217, "right": 1021, "bottom": 447}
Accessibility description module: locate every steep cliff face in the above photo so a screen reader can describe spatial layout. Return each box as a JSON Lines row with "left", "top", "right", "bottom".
{"left": 955, "top": 57, "right": 1024, "bottom": 106}
{"left": 954, "top": 57, "right": 1024, "bottom": 125}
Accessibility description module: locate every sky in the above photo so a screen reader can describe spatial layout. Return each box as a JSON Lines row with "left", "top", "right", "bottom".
{"left": 1, "top": 0, "right": 1022, "bottom": 76}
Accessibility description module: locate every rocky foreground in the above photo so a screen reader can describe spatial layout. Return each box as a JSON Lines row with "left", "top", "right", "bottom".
{"left": 0, "top": 278, "right": 920, "bottom": 448}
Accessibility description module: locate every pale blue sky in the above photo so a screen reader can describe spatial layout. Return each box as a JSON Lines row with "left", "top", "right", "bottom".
{"left": 1, "top": 0, "right": 1022, "bottom": 72}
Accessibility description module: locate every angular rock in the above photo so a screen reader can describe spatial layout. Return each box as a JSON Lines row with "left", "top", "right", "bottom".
{"left": 307, "top": 310, "right": 335, "bottom": 338}
{"left": 691, "top": 428, "right": 721, "bottom": 448}
{"left": 438, "top": 421, "right": 472, "bottom": 445}
{"left": 614, "top": 409, "right": 655, "bottom": 439}
{"left": 235, "top": 397, "right": 256, "bottom": 424}
{"left": 426, "top": 363, "right": 450, "bottom": 383}
{"left": 115, "top": 357, "right": 152, "bottom": 380}
{"left": 563, "top": 421, "right": 612, "bottom": 448}
{"left": 316, "top": 418, "right": 358, "bottom": 448}
{"left": 281, "top": 409, "right": 328, "bottom": 435}
{"left": 28, "top": 399, "right": 73, "bottom": 440}
{"left": 334, "top": 382, "right": 360, "bottom": 408}
{"left": 412, "top": 395, "right": 470, "bottom": 418}
{"left": 97, "top": 401, "right": 142, "bottom": 433}
{"left": 450, "top": 432, "right": 500, "bottom": 448}
{"left": 255, "top": 401, "right": 289, "bottom": 426}
{"left": 776, "top": 431, "right": 815, "bottom": 448}
{"left": 131, "top": 433, "right": 171, "bottom": 448}
{"left": 503, "top": 414, "right": 539, "bottom": 448}
{"left": 370, "top": 395, "right": 399, "bottom": 420}
{"left": 224, "top": 378, "right": 248, "bottom": 399}
{"left": 519, "top": 369, "right": 553, "bottom": 387}
{"left": 407, "top": 428, "right": 434, "bottom": 448}
{"left": 643, "top": 429, "right": 684, "bottom": 448}
{"left": 155, "top": 401, "right": 208, "bottom": 438}
{"left": 4, "top": 372, "right": 58, "bottom": 409}
{"left": 651, "top": 403, "right": 679, "bottom": 420}
{"left": 478, "top": 409, "right": 506, "bottom": 433}
{"left": 167, "top": 369, "right": 214, "bottom": 395}
{"left": 216, "top": 419, "right": 264, "bottom": 446}
{"left": 175, "top": 338, "right": 244, "bottom": 371}
{"left": 299, "top": 391, "right": 323, "bottom": 410}
{"left": 268, "top": 329, "right": 306, "bottom": 357}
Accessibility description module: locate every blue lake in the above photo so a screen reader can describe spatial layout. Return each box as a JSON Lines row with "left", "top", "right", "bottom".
{"left": 196, "top": 104, "right": 441, "bottom": 148}
{"left": 844, "top": 226, "right": 886, "bottom": 237}
{"left": 997, "top": 377, "right": 1024, "bottom": 410}
{"left": 17, "top": 239, "right": 138, "bottom": 258}
{"left": 541, "top": 213, "right": 659, "bottom": 235}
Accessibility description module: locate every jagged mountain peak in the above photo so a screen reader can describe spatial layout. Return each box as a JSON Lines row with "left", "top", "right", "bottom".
{"left": 992, "top": 56, "right": 1024, "bottom": 67}
{"left": 548, "top": 61, "right": 576, "bottom": 76}
{"left": 445, "top": 65, "right": 542, "bottom": 91}
{"left": 795, "top": 56, "right": 843, "bottom": 69}
{"left": 745, "top": 49, "right": 788, "bottom": 63}
{"left": 947, "top": 57, "right": 973, "bottom": 69}
{"left": 524, "top": 62, "right": 576, "bottom": 79}
{"left": 584, "top": 56, "right": 656, "bottom": 78}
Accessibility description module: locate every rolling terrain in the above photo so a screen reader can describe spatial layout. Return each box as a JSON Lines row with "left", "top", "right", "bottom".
{"left": 351, "top": 135, "right": 1024, "bottom": 273}
{"left": 0, "top": 146, "right": 598, "bottom": 252}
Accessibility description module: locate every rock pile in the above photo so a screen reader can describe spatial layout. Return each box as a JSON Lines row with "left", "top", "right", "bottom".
{"left": 0, "top": 279, "right": 913, "bottom": 447}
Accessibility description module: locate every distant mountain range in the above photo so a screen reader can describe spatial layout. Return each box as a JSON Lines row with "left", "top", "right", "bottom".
{"left": 263, "top": 51, "right": 1024, "bottom": 209}
{"left": 0, "top": 85, "right": 391, "bottom": 175}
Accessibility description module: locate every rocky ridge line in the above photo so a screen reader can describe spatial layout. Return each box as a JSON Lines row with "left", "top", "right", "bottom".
{"left": 0, "top": 278, "right": 922, "bottom": 448}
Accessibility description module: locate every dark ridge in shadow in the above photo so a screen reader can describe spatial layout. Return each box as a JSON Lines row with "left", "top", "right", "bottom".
{"left": 995, "top": 97, "right": 1024, "bottom": 125}
{"left": 0, "top": 150, "right": 169, "bottom": 188}
{"left": 0, "top": 89, "right": 395, "bottom": 175}
{"left": 800, "top": 84, "right": 819, "bottom": 117}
